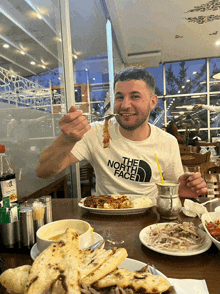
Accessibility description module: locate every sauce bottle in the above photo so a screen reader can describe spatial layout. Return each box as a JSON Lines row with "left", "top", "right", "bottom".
{"left": 0, "top": 144, "right": 18, "bottom": 206}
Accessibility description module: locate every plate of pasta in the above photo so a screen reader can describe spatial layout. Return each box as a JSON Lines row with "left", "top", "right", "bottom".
{"left": 139, "top": 222, "right": 212, "bottom": 256}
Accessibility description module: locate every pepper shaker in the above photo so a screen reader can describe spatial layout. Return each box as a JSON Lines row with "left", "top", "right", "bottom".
{"left": 19, "top": 207, "right": 35, "bottom": 249}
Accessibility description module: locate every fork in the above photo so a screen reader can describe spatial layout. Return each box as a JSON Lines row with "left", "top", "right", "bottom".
{"left": 103, "top": 113, "right": 119, "bottom": 119}
{"left": 148, "top": 264, "right": 157, "bottom": 275}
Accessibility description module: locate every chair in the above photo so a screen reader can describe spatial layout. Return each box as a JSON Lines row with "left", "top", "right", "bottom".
{"left": 196, "top": 141, "right": 218, "bottom": 153}
{"left": 181, "top": 151, "right": 211, "bottom": 166}
{"left": 199, "top": 161, "right": 220, "bottom": 176}
{"left": 179, "top": 145, "right": 199, "bottom": 153}
{"left": 80, "top": 163, "right": 95, "bottom": 198}
{"left": 203, "top": 173, "right": 220, "bottom": 198}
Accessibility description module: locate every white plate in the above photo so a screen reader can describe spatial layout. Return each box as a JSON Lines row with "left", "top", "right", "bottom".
{"left": 139, "top": 223, "right": 212, "bottom": 256}
{"left": 119, "top": 258, "right": 186, "bottom": 294}
{"left": 30, "top": 232, "right": 104, "bottom": 260}
{"left": 78, "top": 195, "right": 156, "bottom": 215}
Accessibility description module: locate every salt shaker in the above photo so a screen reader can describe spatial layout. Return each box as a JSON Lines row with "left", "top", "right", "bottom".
{"left": 19, "top": 207, "right": 35, "bottom": 249}
{"left": 39, "top": 196, "right": 53, "bottom": 224}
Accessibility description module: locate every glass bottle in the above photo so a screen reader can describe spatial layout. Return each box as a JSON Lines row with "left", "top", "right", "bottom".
{"left": 0, "top": 144, "right": 18, "bottom": 205}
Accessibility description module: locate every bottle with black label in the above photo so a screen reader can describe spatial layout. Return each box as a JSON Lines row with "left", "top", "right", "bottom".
{"left": 0, "top": 144, "right": 18, "bottom": 206}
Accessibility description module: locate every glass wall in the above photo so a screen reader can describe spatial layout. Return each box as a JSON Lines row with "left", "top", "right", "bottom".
{"left": 146, "top": 58, "right": 220, "bottom": 142}
{"left": 0, "top": 0, "right": 69, "bottom": 200}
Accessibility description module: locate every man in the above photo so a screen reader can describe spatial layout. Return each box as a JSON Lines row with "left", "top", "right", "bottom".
{"left": 36, "top": 67, "right": 207, "bottom": 198}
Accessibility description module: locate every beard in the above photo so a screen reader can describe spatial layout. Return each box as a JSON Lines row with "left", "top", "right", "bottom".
{"left": 116, "top": 109, "right": 151, "bottom": 131}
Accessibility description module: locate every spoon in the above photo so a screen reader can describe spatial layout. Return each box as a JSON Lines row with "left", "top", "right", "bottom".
{"left": 201, "top": 198, "right": 219, "bottom": 206}
{"left": 87, "top": 239, "right": 105, "bottom": 250}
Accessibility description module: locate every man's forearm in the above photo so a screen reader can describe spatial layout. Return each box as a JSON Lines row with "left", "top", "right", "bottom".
{"left": 35, "top": 133, "right": 78, "bottom": 179}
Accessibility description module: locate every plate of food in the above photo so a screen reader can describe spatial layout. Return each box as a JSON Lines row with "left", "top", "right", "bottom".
{"left": 0, "top": 227, "right": 184, "bottom": 294}
{"left": 139, "top": 222, "right": 212, "bottom": 256}
{"left": 78, "top": 194, "right": 156, "bottom": 215}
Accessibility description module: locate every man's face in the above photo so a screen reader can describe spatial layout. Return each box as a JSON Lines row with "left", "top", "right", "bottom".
{"left": 114, "top": 80, "right": 158, "bottom": 130}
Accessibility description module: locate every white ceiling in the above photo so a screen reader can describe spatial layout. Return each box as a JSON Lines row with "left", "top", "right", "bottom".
{"left": 0, "top": 0, "right": 220, "bottom": 78}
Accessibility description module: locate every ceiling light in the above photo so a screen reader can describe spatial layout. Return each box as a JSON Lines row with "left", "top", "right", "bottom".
{"left": 41, "top": 65, "right": 46, "bottom": 69}
{"left": 20, "top": 51, "right": 25, "bottom": 55}
{"left": 193, "top": 71, "right": 197, "bottom": 74}
{"left": 213, "top": 73, "right": 220, "bottom": 79}
{"left": 37, "top": 13, "right": 42, "bottom": 19}
{"left": 179, "top": 111, "right": 184, "bottom": 114}
{"left": 186, "top": 79, "right": 190, "bottom": 82}
{"left": 73, "top": 54, "right": 78, "bottom": 59}
{"left": 215, "top": 40, "right": 220, "bottom": 46}
{"left": 182, "top": 86, "right": 185, "bottom": 88}
{"left": 3, "top": 44, "right": 9, "bottom": 48}
{"left": 30, "top": 61, "right": 36, "bottom": 65}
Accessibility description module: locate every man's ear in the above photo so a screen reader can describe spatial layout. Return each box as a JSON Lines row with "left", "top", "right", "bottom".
{"left": 150, "top": 95, "right": 158, "bottom": 110}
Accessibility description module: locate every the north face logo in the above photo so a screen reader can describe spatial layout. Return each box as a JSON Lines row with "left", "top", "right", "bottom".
{"left": 135, "top": 160, "right": 152, "bottom": 182}
{"left": 107, "top": 157, "right": 152, "bottom": 182}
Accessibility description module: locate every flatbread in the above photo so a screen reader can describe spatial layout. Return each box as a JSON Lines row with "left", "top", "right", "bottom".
{"left": 0, "top": 265, "right": 31, "bottom": 294}
{"left": 24, "top": 228, "right": 80, "bottom": 294}
{"left": 79, "top": 248, "right": 114, "bottom": 279}
{"left": 94, "top": 267, "right": 171, "bottom": 294}
{"left": 81, "top": 248, "right": 128, "bottom": 285}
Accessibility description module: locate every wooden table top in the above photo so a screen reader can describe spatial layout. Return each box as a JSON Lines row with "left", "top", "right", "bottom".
{"left": 1, "top": 198, "right": 220, "bottom": 294}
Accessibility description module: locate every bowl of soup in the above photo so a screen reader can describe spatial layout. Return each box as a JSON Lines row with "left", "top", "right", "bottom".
{"left": 36, "top": 219, "right": 93, "bottom": 252}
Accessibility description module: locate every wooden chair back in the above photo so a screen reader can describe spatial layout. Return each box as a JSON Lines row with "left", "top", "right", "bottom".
{"left": 179, "top": 145, "right": 199, "bottom": 153}
{"left": 199, "top": 161, "right": 220, "bottom": 176}
{"left": 181, "top": 151, "right": 211, "bottom": 166}
{"left": 196, "top": 141, "right": 218, "bottom": 153}
{"left": 80, "top": 163, "right": 95, "bottom": 197}
{"left": 203, "top": 173, "right": 220, "bottom": 198}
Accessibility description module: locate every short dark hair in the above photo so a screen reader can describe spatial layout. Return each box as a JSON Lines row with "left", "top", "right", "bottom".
{"left": 114, "top": 67, "right": 156, "bottom": 94}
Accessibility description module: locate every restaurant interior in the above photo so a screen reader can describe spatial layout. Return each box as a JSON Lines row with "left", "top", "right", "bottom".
{"left": 0, "top": 0, "right": 220, "bottom": 200}
{"left": 1, "top": 1, "right": 220, "bottom": 294}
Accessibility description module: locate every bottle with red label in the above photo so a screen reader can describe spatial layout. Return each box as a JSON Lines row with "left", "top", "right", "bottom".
{"left": 0, "top": 144, "right": 18, "bottom": 206}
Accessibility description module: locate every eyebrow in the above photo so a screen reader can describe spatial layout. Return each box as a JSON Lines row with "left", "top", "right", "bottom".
{"left": 115, "top": 91, "right": 141, "bottom": 95}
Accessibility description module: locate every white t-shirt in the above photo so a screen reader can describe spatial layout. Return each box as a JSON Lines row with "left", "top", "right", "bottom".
{"left": 71, "top": 120, "right": 184, "bottom": 197}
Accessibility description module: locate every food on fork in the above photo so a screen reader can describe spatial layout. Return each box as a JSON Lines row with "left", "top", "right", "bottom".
{"left": 103, "top": 114, "right": 118, "bottom": 148}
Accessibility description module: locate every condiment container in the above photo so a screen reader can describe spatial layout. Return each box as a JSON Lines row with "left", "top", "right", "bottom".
{"left": 39, "top": 196, "right": 53, "bottom": 224}
{"left": 19, "top": 207, "right": 35, "bottom": 248}
{"left": 32, "top": 201, "right": 45, "bottom": 234}
{"left": 156, "top": 182, "right": 182, "bottom": 220}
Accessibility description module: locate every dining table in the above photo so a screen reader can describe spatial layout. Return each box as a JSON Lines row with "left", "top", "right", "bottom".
{"left": 1, "top": 197, "right": 220, "bottom": 294}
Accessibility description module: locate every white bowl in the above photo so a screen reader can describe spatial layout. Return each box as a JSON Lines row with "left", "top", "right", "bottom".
{"left": 201, "top": 212, "right": 220, "bottom": 250}
{"left": 36, "top": 219, "right": 93, "bottom": 252}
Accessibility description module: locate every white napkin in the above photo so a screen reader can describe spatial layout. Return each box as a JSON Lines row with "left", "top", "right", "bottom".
{"left": 169, "top": 278, "right": 209, "bottom": 294}
{"left": 182, "top": 199, "right": 219, "bottom": 218}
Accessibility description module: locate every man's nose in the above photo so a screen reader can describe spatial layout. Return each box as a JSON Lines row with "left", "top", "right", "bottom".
{"left": 121, "top": 96, "right": 131, "bottom": 108}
